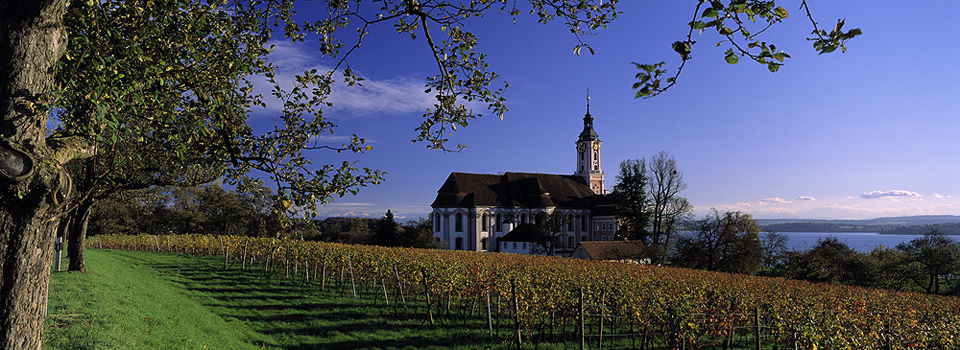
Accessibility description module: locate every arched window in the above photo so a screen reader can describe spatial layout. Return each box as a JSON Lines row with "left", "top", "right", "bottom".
{"left": 581, "top": 235, "right": 587, "bottom": 243}
{"left": 535, "top": 212, "right": 546, "bottom": 226}
{"left": 481, "top": 213, "right": 488, "bottom": 231}
{"left": 521, "top": 214, "right": 528, "bottom": 224}
{"left": 455, "top": 237, "right": 463, "bottom": 250}
{"left": 568, "top": 236, "right": 574, "bottom": 248}
{"left": 495, "top": 213, "right": 502, "bottom": 232}
{"left": 434, "top": 213, "right": 440, "bottom": 232}
{"left": 512, "top": 242, "right": 517, "bottom": 249}
{"left": 567, "top": 215, "right": 574, "bottom": 231}
{"left": 455, "top": 213, "right": 463, "bottom": 232}
{"left": 481, "top": 238, "right": 488, "bottom": 250}
{"left": 581, "top": 215, "right": 588, "bottom": 231}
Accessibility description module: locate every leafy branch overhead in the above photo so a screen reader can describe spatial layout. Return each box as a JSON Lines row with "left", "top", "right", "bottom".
{"left": 302, "top": 0, "right": 619, "bottom": 152}
{"left": 632, "top": 0, "right": 861, "bottom": 98}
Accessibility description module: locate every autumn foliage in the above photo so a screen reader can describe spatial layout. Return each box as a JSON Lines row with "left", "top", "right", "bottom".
{"left": 90, "top": 234, "right": 960, "bottom": 348}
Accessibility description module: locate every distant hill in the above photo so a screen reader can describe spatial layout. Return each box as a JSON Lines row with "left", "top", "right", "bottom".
{"left": 757, "top": 215, "right": 960, "bottom": 235}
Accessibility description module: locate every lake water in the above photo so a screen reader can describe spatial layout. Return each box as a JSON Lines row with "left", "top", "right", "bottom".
{"left": 782, "top": 232, "right": 932, "bottom": 252}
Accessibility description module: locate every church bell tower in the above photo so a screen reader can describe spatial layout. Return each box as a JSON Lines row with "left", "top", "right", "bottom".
{"left": 574, "top": 92, "right": 604, "bottom": 194}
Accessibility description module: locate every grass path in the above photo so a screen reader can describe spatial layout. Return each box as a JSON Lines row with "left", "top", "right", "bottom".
{"left": 45, "top": 249, "right": 512, "bottom": 350}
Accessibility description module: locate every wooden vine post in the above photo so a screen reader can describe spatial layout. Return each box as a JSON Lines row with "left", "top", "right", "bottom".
{"left": 754, "top": 307, "right": 761, "bottom": 350}
{"left": 511, "top": 279, "right": 521, "bottom": 349}
{"left": 421, "top": 268, "right": 435, "bottom": 325}
{"left": 579, "top": 288, "right": 585, "bottom": 350}
{"left": 347, "top": 254, "right": 357, "bottom": 299}
{"left": 393, "top": 265, "right": 409, "bottom": 319}
{"left": 486, "top": 283, "right": 494, "bottom": 340}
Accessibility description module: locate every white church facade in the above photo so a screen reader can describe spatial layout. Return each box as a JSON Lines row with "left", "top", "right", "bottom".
{"left": 430, "top": 97, "right": 617, "bottom": 253}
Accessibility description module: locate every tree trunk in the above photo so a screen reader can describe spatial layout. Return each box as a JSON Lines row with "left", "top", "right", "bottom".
{"left": 67, "top": 200, "right": 93, "bottom": 272}
{"left": 0, "top": 0, "right": 72, "bottom": 348}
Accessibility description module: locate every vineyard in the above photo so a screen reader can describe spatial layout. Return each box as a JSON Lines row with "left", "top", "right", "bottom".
{"left": 89, "top": 234, "right": 960, "bottom": 349}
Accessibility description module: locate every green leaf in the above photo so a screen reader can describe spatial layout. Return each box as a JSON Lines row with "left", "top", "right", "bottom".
{"left": 719, "top": 27, "right": 733, "bottom": 35}
{"left": 767, "top": 63, "right": 780, "bottom": 72}
{"left": 724, "top": 49, "right": 739, "bottom": 64}
{"left": 774, "top": 6, "right": 788, "bottom": 18}
{"left": 689, "top": 21, "right": 708, "bottom": 30}
{"left": 702, "top": 8, "right": 719, "bottom": 18}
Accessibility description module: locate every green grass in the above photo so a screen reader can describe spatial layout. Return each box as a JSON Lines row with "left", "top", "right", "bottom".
{"left": 45, "top": 250, "right": 522, "bottom": 350}
{"left": 45, "top": 250, "right": 261, "bottom": 350}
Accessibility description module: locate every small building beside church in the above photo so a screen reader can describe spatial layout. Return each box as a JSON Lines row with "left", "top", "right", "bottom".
{"left": 430, "top": 96, "right": 618, "bottom": 253}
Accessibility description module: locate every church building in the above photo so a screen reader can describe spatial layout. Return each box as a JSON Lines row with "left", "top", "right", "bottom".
{"left": 430, "top": 96, "right": 617, "bottom": 253}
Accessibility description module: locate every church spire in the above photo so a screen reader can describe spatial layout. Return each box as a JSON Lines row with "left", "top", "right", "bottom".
{"left": 579, "top": 90, "right": 598, "bottom": 141}
{"left": 574, "top": 90, "right": 604, "bottom": 194}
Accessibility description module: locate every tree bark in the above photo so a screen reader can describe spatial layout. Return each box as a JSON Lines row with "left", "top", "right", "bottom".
{"left": 0, "top": 0, "right": 72, "bottom": 348}
{"left": 67, "top": 200, "right": 93, "bottom": 272}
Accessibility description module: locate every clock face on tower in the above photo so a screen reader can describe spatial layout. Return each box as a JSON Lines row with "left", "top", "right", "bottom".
{"left": 593, "top": 143, "right": 600, "bottom": 151}
{"left": 577, "top": 143, "right": 585, "bottom": 153}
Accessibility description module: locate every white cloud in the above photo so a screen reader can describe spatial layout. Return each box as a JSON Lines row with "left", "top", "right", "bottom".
{"left": 861, "top": 190, "right": 922, "bottom": 199}
{"left": 931, "top": 193, "right": 948, "bottom": 199}
{"left": 759, "top": 197, "right": 790, "bottom": 204}
{"left": 794, "top": 196, "right": 816, "bottom": 201}
{"left": 252, "top": 40, "right": 479, "bottom": 119}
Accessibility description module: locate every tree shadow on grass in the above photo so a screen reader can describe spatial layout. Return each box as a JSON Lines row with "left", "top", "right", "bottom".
{"left": 137, "top": 252, "right": 511, "bottom": 350}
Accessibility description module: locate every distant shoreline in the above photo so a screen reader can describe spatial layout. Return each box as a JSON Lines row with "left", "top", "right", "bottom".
{"left": 759, "top": 216, "right": 960, "bottom": 236}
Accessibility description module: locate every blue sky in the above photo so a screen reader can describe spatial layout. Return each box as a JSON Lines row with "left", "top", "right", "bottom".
{"left": 252, "top": 1, "right": 960, "bottom": 221}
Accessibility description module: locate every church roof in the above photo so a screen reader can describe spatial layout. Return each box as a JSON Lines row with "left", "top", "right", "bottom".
{"left": 431, "top": 172, "right": 600, "bottom": 209}
{"left": 499, "top": 223, "right": 541, "bottom": 242}
{"left": 575, "top": 241, "right": 647, "bottom": 261}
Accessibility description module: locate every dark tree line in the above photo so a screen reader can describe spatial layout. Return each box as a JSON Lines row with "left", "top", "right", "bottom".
{"left": 88, "top": 183, "right": 282, "bottom": 237}
{"left": 673, "top": 220, "right": 960, "bottom": 296}
{"left": 87, "top": 186, "right": 441, "bottom": 249}
{"left": 784, "top": 230, "right": 960, "bottom": 295}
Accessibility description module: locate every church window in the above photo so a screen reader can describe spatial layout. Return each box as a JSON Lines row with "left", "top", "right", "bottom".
{"left": 521, "top": 214, "right": 528, "bottom": 224}
{"left": 568, "top": 215, "right": 574, "bottom": 231}
{"left": 522, "top": 243, "right": 527, "bottom": 250}
{"left": 481, "top": 213, "right": 488, "bottom": 231}
{"left": 581, "top": 215, "right": 588, "bottom": 231}
{"left": 581, "top": 235, "right": 587, "bottom": 242}
{"left": 568, "top": 236, "right": 574, "bottom": 248}
{"left": 481, "top": 238, "right": 488, "bottom": 250}
{"left": 455, "top": 213, "right": 463, "bottom": 232}
{"left": 455, "top": 237, "right": 463, "bottom": 250}
{"left": 495, "top": 213, "right": 502, "bottom": 232}
{"left": 434, "top": 214, "right": 440, "bottom": 232}
{"left": 513, "top": 242, "right": 517, "bottom": 249}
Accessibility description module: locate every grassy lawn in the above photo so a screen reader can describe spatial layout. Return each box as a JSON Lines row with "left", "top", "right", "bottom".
{"left": 45, "top": 250, "right": 521, "bottom": 350}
